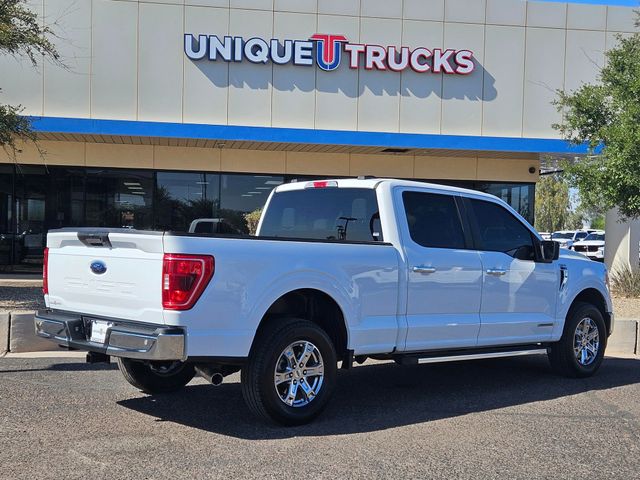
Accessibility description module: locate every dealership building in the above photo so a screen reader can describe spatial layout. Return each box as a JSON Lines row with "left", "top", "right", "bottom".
{"left": 0, "top": 0, "right": 636, "bottom": 270}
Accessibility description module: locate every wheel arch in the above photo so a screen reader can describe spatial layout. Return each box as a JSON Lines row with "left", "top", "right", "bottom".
{"left": 250, "top": 288, "right": 350, "bottom": 363}
{"left": 568, "top": 288, "right": 612, "bottom": 336}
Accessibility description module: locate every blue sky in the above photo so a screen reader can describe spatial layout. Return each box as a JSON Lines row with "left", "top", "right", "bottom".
{"left": 533, "top": 0, "right": 639, "bottom": 5}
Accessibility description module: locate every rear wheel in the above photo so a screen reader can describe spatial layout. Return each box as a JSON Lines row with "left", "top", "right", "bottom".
{"left": 548, "top": 302, "right": 607, "bottom": 378}
{"left": 116, "top": 358, "right": 195, "bottom": 394}
{"left": 241, "top": 318, "right": 337, "bottom": 426}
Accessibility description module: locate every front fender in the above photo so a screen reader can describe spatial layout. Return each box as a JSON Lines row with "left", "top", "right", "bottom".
{"left": 553, "top": 260, "right": 611, "bottom": 340}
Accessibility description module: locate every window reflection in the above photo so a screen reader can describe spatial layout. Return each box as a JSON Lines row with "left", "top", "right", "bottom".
{"left": 155, "top": 172, "right": 220, "bottom": 232}
{"left": 219, "top": 174, "right": 283, "bottom": 233}
{"left": 85, "top": 169, "right": 153, "bottom": 229}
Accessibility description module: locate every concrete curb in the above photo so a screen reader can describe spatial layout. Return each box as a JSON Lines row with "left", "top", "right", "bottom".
{"left": 0, "top": 312, "right": 9, "bottom": 356}
{"left": 609, "top": 318, "right": 639, "bottom": 356}
{"left": 2, "top": 311, "right": 639, "bottom": 356}
{"left": 7, "top": 311, "right": 59, "bottom": 353}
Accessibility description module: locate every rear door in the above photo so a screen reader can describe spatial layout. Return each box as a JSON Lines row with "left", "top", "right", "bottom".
{"left": 464, "top": 198, "right": 558, "bottom": 346}
{"left": 45, "top": 229, "right": 165, "bottom": 324}
{"left": 398, "top": 189, "right": 483, "bottom": 351}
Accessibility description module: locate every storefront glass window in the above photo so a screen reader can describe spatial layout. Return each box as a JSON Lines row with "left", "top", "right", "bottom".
{"left": 0, "top": 165, "right": 13, "bottom": 266}
{"left": 85, "top": 169, "right": 154, "bottom": 229}
{"left": 47, "top": 168, "right": 85, "bottom": 230}
{"left": 155, "top": 172, "right": 220, "bottom": 232}
{"left": 219, "top": 174, "right": 284, "bottom": 233}
{"left": 14, "top": 166, "right": 49, "bottom": 267}
{"left": 0, "top": 165, "right": 535, "bottom": 270}
{"left": 476, "top": 182, "right": 534, "bottom": 226}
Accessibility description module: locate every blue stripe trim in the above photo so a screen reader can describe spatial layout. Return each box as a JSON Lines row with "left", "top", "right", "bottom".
{"left": 531, "top": 0, "right": 638, "bottom": 6}
{"left": 28, "top": 116, "right": 590, "bottom": 154}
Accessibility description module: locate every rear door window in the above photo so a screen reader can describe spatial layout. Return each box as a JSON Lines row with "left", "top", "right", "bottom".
{"left": 402, "top": 191, "right": 466, "bottom": 249}
{"left": 259, "top": 187, "right": 381, "bottom": 242}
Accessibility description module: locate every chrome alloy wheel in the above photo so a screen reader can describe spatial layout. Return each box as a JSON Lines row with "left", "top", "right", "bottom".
{"left": 573, "top": 317, "right": 600, "bottom": 366}
{"left": 274, "top": 341, "right": 325, "bottom": 407}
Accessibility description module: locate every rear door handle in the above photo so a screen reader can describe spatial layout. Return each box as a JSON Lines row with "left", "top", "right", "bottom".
{"left": 486, "top": 268, "right": 507, "bottom": 276}
{"left": 412, "top": 266, "right": 436, "bottom": 274}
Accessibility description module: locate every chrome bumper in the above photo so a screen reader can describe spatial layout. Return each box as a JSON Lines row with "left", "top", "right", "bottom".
{"left": 34, "top": 310, "right": 186, "bottom": 361}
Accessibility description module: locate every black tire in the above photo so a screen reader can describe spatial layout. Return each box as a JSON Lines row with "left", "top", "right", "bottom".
{"left": 241, "top": 318, "right": 337, "bottom": 426}
{"left": 116, "top": 358, "right": 195, "bottom": 394}
{"left": 548, "top": 302, "right": 607, "bottom": 378}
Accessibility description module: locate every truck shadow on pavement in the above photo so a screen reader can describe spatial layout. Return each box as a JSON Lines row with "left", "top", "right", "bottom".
{"left": 118, "top": 356, "right": 640, "bottom": 440}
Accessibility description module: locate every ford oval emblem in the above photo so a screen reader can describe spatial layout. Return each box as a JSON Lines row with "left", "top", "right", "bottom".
{"left": 90, "top": 261, "right": 107, "bottom": 275}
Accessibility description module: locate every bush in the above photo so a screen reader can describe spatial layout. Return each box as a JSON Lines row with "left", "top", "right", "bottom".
{"left": 610, "top": 265, "right": 640, "bottom": 298}
{"left": 244, "top": 208, "right": 262, "bottom": 236}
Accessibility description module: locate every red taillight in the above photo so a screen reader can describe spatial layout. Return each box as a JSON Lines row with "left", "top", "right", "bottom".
{"left": 162, "top": 254, "right": 214, "bottom": 310}
{"left": 42, "top": 247, "right": 49, "bottom": 295}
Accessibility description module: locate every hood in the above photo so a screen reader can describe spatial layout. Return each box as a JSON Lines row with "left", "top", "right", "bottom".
{"left": 559, "top": 249, "right": 591, "bottom": 261}
{"left": 572, "top": 240, "right": 605, "bottom": 247}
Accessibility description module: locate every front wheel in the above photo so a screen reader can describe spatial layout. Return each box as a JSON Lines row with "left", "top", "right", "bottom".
{"left": 241, "top": 318, "right": 337, "bottom": 426}
{"left": 548, "top": 302, "right": 607, "bottom": 378}
{"left": 116, "top": 358, "right": 195, "bottom": 394}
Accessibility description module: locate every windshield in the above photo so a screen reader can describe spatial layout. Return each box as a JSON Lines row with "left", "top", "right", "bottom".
{"left": 259, "top": 187, "right": 382, "bottom": 242}
{"left": 584, "top": 233, "right": 605, "bottom": 242}
{"left": 552, "top": 232, "right": 573, "bottom": 239}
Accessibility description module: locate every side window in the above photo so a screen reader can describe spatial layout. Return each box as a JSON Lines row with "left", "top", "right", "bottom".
{"left": 468, "top": 199, "right": 535, "bottom": 260}
{"left": 402, "top": 191, "right": 466, "bottom": 249}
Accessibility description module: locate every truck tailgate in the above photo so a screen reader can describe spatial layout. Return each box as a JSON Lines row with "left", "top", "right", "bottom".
{"left": 45, "top": 230, "right": 165, "bottom": 325}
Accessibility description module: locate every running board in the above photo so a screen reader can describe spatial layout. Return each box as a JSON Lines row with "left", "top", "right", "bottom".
{"left": 396, "top": 346, "right": 548, "bottom": 366}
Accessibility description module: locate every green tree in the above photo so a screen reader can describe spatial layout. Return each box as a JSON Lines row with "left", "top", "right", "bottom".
{"left": 534, "top": 174, "right": 574, "bottom": 232}
{"left": 0, "top": 0, "right": 60, "bottom": 152}
{"left": 553, "top": 18, "right": 640, "bottom": 220}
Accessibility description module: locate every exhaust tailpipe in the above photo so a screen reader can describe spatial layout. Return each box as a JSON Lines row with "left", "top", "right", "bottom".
{"left": 195, "top": 366, "right": 225, "bottom": 386}
{"left": 210, "top": 372, "right": 224, "bottom": 386}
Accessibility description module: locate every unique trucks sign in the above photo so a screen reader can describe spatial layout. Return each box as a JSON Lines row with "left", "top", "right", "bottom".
{"left": 184, "top": 33, "right": 475, "bottom": 75}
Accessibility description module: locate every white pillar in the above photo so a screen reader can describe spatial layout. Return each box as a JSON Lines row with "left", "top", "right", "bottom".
{"left": 604, "top": 208, "right": 640, "bottom": 273}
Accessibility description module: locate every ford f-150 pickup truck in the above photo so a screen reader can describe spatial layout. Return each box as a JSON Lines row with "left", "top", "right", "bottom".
{"left": 35, "top": 178, "right": 613, "bottom": 425}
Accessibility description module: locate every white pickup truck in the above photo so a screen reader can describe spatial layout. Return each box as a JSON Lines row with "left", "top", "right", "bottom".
{"left": 35, "top": 178, "right": 613, "bottom": 425}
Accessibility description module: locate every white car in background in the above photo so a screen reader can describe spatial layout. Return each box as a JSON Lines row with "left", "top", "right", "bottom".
{"left": 571, "top": 231, "right": 605, "bottom": 261}
{"left": 551, "top": 230, "right": 590, "bottom": 249}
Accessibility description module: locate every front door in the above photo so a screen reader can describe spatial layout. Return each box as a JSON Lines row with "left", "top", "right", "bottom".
{"left": 465, "top": 197, "right": 558, "bottom": 346}
{"left": 399, "top": 190, "right": 483, "bottom": 351}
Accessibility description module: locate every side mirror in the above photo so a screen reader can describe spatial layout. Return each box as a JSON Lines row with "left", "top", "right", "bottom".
{"left": 541, "top": 240, "right": 560, "bottom": 263}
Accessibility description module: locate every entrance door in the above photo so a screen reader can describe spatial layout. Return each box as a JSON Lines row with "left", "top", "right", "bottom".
{"left": 400, "top": 190, "right": 483, "bottom": 351}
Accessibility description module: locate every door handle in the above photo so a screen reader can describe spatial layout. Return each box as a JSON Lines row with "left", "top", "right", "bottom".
{"left": 486, "top": 268, "right": 507, "bottom": 276}
{"left": 412, "top": 266, "right": 436, "bottom": 274}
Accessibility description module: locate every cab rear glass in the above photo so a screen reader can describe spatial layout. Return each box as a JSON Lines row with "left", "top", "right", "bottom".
{"left": 259, "top": 188, "right": 382, "bottom": 242}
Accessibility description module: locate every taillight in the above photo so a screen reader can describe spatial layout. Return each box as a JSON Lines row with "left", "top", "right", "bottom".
{"left": 305, "top": 180, "right": 338, "bottom": 189}
{"left": 42, "top": 247, "right": 49, "bottom": 295}
{"left": 162, "top": 254, "right": 214, "bottom": 310}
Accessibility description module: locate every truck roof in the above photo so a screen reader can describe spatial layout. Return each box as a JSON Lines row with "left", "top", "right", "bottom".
{"left": 274, "top": 178, "right": 498, "bottom": 200}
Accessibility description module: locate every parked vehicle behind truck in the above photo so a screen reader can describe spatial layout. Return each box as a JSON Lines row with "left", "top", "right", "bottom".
{"left": 35, "top": 179, "right": 613, "bottom": 425}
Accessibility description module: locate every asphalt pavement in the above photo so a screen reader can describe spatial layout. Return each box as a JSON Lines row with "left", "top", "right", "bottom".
{"left": 1, "top": 354, "right": 639, "bottom": 480}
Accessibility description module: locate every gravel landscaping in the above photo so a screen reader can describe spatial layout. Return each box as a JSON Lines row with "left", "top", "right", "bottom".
{"left": 0, "top": 284, "right": 45, "bottom": 312}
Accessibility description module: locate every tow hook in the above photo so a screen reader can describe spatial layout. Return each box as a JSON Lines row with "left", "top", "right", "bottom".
{"left": 86, "top": 352, "right": 110, "bottom": 364}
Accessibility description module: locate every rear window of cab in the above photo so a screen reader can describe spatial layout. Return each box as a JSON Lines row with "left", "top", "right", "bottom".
{"left": 259, "top": 188, "right": 382, "bottom": 242}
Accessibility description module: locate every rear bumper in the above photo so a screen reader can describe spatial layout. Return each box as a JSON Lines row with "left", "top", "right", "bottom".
{"left": 34, "top": 310, "right": 186, "bottom": 361}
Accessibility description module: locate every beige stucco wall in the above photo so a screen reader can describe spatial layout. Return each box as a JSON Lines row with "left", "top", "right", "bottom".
{"left": 0, "top": 1, "right": 635, "bottom": 140}
{"left": 0, "top": 140, "right": 539, "bottom": 183}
